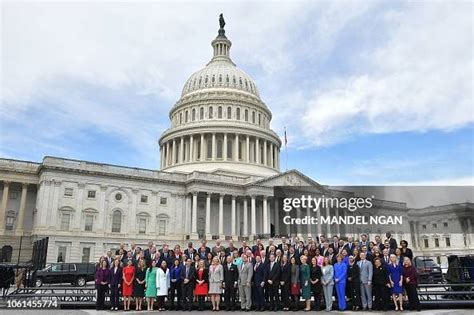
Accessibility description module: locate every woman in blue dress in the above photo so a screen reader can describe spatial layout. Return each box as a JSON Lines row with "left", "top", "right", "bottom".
{"left": 388, "top": 254, "right": 404, "bottom": 311}
{"left": 333, "top": 254, "right": 348, "bottom": 311}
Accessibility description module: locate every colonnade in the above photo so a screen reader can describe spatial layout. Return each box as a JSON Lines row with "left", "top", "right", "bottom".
{"left": 0, "top": 180, "right": 30, "bottom": 234}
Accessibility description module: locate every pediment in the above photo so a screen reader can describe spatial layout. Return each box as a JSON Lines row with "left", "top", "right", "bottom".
{"left": 248, "top": 169, "right": 324, "bottom": 189}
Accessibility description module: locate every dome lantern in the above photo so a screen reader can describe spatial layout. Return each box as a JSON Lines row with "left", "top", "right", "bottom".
{"left": 209, "top": 13, "right": 233, "bottom": 65}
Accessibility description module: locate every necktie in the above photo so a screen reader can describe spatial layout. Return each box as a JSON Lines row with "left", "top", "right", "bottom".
{"left": 186, "top": 267, "right": 189, "bottom": 278}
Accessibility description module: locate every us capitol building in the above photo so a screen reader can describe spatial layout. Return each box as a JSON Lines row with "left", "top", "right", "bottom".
{"left": 0, "top": 17, "right": 472, "bottom": 264}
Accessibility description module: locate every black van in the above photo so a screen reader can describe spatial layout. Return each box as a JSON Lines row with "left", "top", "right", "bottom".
{"left": 34, "top": 262, "right": 96, "bottom": 287}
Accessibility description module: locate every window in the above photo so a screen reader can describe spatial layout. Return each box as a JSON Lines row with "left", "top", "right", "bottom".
{"left": 200, "top": 107, "right": 204, "bottom": 120}
{"left": 138, "top": 218, "right": 147, "bottom": 234}
{"left": 258, "top": 113, "right": 261, "bottom": 125}
{"left": 185, "top": 110, "right": 188, "bottom": 123}
{"left": 434, "top": 238, "right": 439, "bottom": 247}
{"left": 115, "top": 193, "right": 122, "bottom": 201}
{"left": 238, "top": 141, "right": 243, "bottom": 160}
{"left": 84, "top": 215, "right": 94, "bottom": 232}
{"left": 443, "top": 222, "right": 448, "bottom": 227}
{"left": 9, "top": 191, "right": 18, "bottom": 200}
{"left": 5, "top": 215, "right": 14, "bottom": 230}
{"left": 179, "top": 112, "right": 182, "bottom": 124}
{"left": 140, "top": 195, "right": 148, "bottom": 203}
{"left": 236, "top": 108, "right": 241, "bottom": 120}
{"left": 60, "top": 213, "right": 71, "bottom": 230}
{"left": 423, "top": 239, "right": 429, "bottom": 248}
{"left": 64, "top": 188, "right": 73, "bottom": 197}
{"left": 207, "top": 139, "right": 212, "bottom": 159}
{"left": 81, "top": 247, "right": 91, "bottom": 263}
{"left": 209, "top": 106, "right": 213, "bottom": 119}
{"left": 87, "top": 190, "right": 96, "bottom": 199}
{"left": 445, "top": 237, "right": 451, "bottom": 247}
{"left": 57, "top": 246, "right": 67, "bottom": 263}
{"left": 217, "top": 140, "right": 223, "bottom": 159}
{"left": 227, "top": 140, "right": 233, "bottom": 159}
{"left": 192, "top": 108, "right": 196, "bottom": 121}
{"left": 218, "top": 106, "right": 222, "bottom": 118}
{"left": 197, "top": 140, "right": 201, "bottom": 160}
{"left": 160, "top": 197, "right": 167, "bottom": 205}
{"left": 112, "top": 210, "right": 122, "bottom": 233}
{"left": 422, "top": 224, "right": 426, "bottom": 230}
{"left": 227, "top": 106, "right": 232, "bottom": 119}
{"left": 245, "top": 109, "right": 248, "bottom": 121}
{"left": 433, "top": 223, "right": 437, "bottom": 228}
{"left": 252, "top": 111, "right": 256, "bottom": 123}
{"left": 158, "top": 215, "right": 168, "bottom": 236}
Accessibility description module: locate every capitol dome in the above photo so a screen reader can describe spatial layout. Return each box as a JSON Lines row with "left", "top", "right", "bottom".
{"left": 159, "top": 17, "right": 281, "bottom": 176}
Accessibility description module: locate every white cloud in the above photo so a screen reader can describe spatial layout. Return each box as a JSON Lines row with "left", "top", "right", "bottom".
{"left": 297, "top": 2, "right": 473, "bottom": 148}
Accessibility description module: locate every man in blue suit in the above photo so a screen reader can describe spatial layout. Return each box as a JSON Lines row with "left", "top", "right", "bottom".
{"left": 252, "top": 255, "right": 267, "bottom": 311}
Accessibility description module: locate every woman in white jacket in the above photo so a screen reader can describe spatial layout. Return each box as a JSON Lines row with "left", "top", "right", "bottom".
{"left": 156, "top": 260, "right": 170, "bottom": 311}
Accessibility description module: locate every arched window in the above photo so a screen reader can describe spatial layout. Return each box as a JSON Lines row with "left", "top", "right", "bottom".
{"left": 252, "top": 111, "right": 256, "bottom": 123}
{"left": 112, "top": 210, "right": 122, "bottom": 233}
{"left": 258, "top": 113, "right": 261, "bottom": 125}
{"left": 179, "top": 112, "right": 183, "bottom": 125}
{"left": 209, "top": 106, "right": 213, "bottom": 119}
{"left": 236, "top": 108, "right": 241, "bottom": 120}
{"left": 192, "top": 108, "right": 196, "bottom": 121}
{"left": 226, "top": 75, "right": 230, "bottom": 83}
{"left": 200, "top": 107, "right": 204, "bottom": 120}
{"left": 185, "top": 110, "right": 189, "bottom": 123}
{"left": 219, "top": 75, "right": 222, "bottom": 83}
{"left": 227, "top": 106, "right": 232, "bottom": 119}
{"left": 212, "top": 75, "right": 215, "bottom": 83}
{"left": 205, "top": 76, "right": 209, "bottom": 84}
{"left": 207, "top": 139, "right": 212, "bottom": 159}
{"left": 217, "top": 140, "right": 223, "bottom": 159}
{"left": 227, "top": 140, "right": 233, "bottom": 159}
{"left": 245, "top": 109, "right": 249, "bottom": 122}
{"left": 218, "top": 106, "right": 222, "bottom": 119}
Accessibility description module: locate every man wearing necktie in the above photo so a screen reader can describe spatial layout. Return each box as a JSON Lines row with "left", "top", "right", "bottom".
{"left": 253, "top": 255, "right": 267, "bottom": 311}
{"left": 180, "top": 258, "right": 195, "bottom": 311}
{"left": 223, "top": 256, "right": 239, "bottom": 311}
{"left": 358, "top": 252, "right": 373, "bottom": 311}
{"left": 266, "top": 254, "right": 281, "bottom": 311}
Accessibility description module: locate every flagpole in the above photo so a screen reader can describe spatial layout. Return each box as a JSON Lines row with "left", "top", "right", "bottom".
{"left": 284, "top": 126, "right": 288, "bottom": 171}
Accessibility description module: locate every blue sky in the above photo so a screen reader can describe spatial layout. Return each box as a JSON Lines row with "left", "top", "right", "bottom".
{"left": 1, "top": 0, "right": 473, "bottom": 185}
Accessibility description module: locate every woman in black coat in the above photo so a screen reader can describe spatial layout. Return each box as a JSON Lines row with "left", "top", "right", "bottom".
{"left": 279, "top": 255, "right": 291, "bottom": 311}
{"left": 372, "top": 258, "right": 390, "bottom": 311}
{"left": 310, "top": 257, "right": 322, "bottom": 311}
{"left": 347, "top": 256, "right": 361, "bottom": 311}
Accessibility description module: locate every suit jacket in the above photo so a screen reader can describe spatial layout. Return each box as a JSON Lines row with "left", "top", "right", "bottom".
{"left": 253, "top": 262, "right": 267, "bottom": 286}
{"left": 223, "top": 263, "right": 239, "bottom": 287}
{"left": 238, "top": 262, "right": 253, "bottom": 285}
{"left": 180, "top": 264, "right": 196, "bottom": 285}
{"left": 343, "top": 243, "right": 354, "bottom": 255}
{"left": 357, "top": 259, "right": 373, "bottom": 284}
{"left": 109, "top": 266, "right": 122, "bottom": 286}
{"left": 387, "top": 238, "right": 397, "bottom": 250}
{"left": 279, "top": 262, "right": 290, "bottom": 284}
{"left": 266, "top": 262, "right": 280, "bottom": 285}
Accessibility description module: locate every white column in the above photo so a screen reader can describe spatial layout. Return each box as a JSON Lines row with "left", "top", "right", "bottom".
{"left": 205, "top": 193, "right": 211, "bottom": 238}
{"left": 179, "top": 137, "right": 184, "bottom": 163}
{"left": 0, "top": 181, "right": 10, "bottom": 232}
{"left": 190, "top": 135, "right": 194, "bottom": 162}
{"left": 223, "top": 133, "right": 227, "bottom": 161}
{"left": 172, "top": 139, "right": 176, "bottom": 165}
{"left": 263, "top": 140, "right": 267, "bottom": 166}
{"left": 296, "top": 207, "right": 302, "bottom": 237}
{"left": 160, "top": 147, "right": 164, "bottom": 169}
{"left": 243, "top": 197, "right": 248, "bottom": 236}
{"left": 200, "top": 133, "right": 205, "bottom": 161}
{"left": 219, "top": 194, "right": 224, "bottom": 237}
{"left": 231, "top": 195, "right": 236, "bottom": 238}
{"left": 212, "top": 133, "right": 216, "bottom": 161}
{"left": 166, "top": 141, "right": 170, "bottom": 167}
{"left": 235, "top": 134, "right": 239, "bottom": 161}
{"left": 191, "top": 193, "right": 198, "bottom": 238}
{"left": 270, "top": 143, "right": 274, "bottom": 168}
{"left": 306, "top": 204, "right": 311, "bottom": 237}
{"left": 255, "top": 137, "right": 260, "bottom": 164}
{"left": 274, "top": 198, "right": 280, "bottom": 236}
{"left": 263, "top": 196, "right": 269, "bottom": 234}
{"left": 246, "top": 135, "right": 250, "bottom": 163}
{"left": 251, "top": 195, "right": 256, "bottom": 235}
{"left": 335, "top": 207, "right": 341, "bottom": 235}
{"left": 16, "top": 183, "right": 28, "bottom": 235}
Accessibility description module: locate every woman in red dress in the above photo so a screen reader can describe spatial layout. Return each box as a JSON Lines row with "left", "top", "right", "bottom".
{"left": 194, "top": 260, "right": 209, "bottom": 311}
{"left": 122, "top": 259, "right": 135, "bottom": 311}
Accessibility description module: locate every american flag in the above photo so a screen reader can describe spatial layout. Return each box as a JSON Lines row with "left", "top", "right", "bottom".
{"left": 284, "top": 127, "right": 288, "bottom": 146}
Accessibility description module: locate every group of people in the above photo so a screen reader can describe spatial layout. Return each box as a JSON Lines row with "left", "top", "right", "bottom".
{"left": 95, "top": 232, "right": 421, "bottom": 312}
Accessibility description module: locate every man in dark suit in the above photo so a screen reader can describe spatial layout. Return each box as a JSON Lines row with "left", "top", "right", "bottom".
{"left": 180, "top": 258, "right": 196, "bottom": 311}
{"left": 223, "top": 256, "right": 239, "bottom": 311}
{"left": 279, "top": 255, "right": 291, "bottom": 311}
{"left": 252, "top": 255, "right": 267, "bottom": 311}
{"left": 385, "top": 232, "right": 397, "bottom": 251}
{"left": 374, "top": 235, "right": 385, "bottom": 252}
{"left": 239, "top": 241, "right": 251, "bottom": 255}
{"left": 278, "top": 236, "right": 289, "bottom": 251}
{"left": 343, "top": 236, "right": 355, "bottom": 255}
{"left": 184, "top": 242, "right": 194, "bottom": 256}
{"left": 265, "top": 254, "right": 280, "bottom": 311}
{"left": 143, "top": 241, "right": 154, "bottom": 261}
{"left": 252, "top": 239, "right": 262, "bottom": 255}
{"left": 225, "top": 241, "right": 237, "bottom": 256}
{"left": 359, "top": 234, "right": 370, "bottom": 249}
